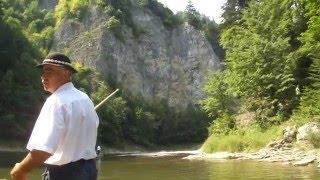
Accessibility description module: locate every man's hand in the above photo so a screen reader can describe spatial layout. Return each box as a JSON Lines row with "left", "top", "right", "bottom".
{"left": 10, "top": 163, "right": 27, "bottom": 180}
{"left": 10, "top": 150, "right": 51, "bottom": 180}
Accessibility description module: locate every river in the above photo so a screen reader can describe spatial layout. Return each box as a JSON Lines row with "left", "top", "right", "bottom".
{"left": 1, "top": 151, "right": 320, "bottom": 179}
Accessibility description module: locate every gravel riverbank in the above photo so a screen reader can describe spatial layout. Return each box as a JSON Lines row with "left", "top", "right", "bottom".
{"left": 184, "top": 122, "right": 320, "bottom": 167}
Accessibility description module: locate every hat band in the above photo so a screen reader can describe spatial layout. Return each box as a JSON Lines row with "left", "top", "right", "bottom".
{"left": 43, "top": 59, "right": 72, "bottom": 66}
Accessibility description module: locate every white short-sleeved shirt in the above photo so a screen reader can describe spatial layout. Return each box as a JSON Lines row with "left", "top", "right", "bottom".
{"left": 27, "top": 82, "right": 99, "bottom": 165}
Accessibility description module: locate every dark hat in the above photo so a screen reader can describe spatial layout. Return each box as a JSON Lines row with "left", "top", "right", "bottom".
{"left": 36, "top": 52, "right": 77, "bottom": 73}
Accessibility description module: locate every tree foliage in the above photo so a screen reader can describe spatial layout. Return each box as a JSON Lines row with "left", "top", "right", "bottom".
{"left": 55, "top": 0, "right": 89, "bottom": 26}
{"left": 292, "top": 0, "right": 320, "bottom": 122}
{"left": 200, "top": 71, "right": 235, "bottom": 118}
{"left": 185, "top": 0, "right": 201, "bottom": 29}
{"left": 200, "top": 71, "right": 237, "bottom": 135}
{"left": 222, "top": 0, "right": 298, "bottom": 120}
{"left": 220, "top": 0, "right": 251, "bottom": 29}
{"left": 0, "top": 0, "right": 49, "bottom": 139}
{"left": 181, "top": 2, "right": 224, "bottom": 58}
{"left": 201, "top": 0, "right": 315, "bottom": 132}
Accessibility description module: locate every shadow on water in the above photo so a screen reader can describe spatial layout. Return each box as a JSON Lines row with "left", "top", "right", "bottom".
{"left": 1, "top": 151, "right": 320, "bottom": 180}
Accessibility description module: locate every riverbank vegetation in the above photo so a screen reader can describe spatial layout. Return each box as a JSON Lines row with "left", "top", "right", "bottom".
{"left": 0, "top": 0, "right": 54, "bottom": 139}
{"left": 201, "top": 0, "right": 320, "bottom": 153}
{"left": 201, "top": 125, "right": 282, "bottom": 152}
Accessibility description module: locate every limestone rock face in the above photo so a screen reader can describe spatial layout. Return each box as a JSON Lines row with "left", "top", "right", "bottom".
{"left": 297, "top": 122, "right": 320, "bottom": 142}
{"left": 50, "top": 5, "right": 221, "bottom": 109}
{"left": 264, "top": 126, "right": 297, "bottom": 150}
{"left": 283, "top": 126, "right": 297, "bottom": 143}
{"left": 39, "top": 0, "right": 57, "bottom": 10}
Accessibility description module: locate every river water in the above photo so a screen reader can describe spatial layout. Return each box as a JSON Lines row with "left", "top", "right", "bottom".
{"left": 1, "top": 151, "right": 320, "bottom": 180}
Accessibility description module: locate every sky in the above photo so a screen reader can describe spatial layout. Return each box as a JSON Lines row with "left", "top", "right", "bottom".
{"left": 157, "top": 0, "right": 227, "bottom": 24}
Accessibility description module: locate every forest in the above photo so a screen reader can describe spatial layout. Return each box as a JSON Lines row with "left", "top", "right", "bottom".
{"left": 201, "top": 0, "right": 320, "bottom": 152}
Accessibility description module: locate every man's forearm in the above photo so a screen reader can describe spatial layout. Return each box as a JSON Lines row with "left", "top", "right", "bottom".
{"left": 10, "top": 150, "right": 51, "bottom": 179}
{"left": 20, "top": 150, "right": 51, "bottom": 172}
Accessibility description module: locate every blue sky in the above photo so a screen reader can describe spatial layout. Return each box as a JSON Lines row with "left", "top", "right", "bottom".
{"left": 157, "top": 0, "right": 227, "bottom": 23}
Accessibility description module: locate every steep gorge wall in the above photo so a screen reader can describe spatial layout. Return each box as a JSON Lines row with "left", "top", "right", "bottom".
{"left": 39, "top": 0, "right": 57, "bottom": 10}
{"left": 50, "top": 5, "right": 221, "bottom": 109}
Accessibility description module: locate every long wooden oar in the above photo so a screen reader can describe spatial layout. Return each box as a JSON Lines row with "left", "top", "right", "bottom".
{"left": 94, "top": 89, "right": 119, "bottom": 110}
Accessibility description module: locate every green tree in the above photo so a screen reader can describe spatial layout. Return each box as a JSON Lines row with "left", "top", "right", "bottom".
{"left": 70, "top": 0, "right": 89, "bottom": 20}
{"left": 292, "top": 0, "right": 320, "bottom": 122}
{"left": 130, "top": 107, "right": 157, "bottom": 145}
{"left": 220, "top": 0, "right": 252, "bottom": 29}
{"left": 55, "top": 0, "right": 89, "bottom": 26}
{"left": 221, "top": 0, "right": 299, "bottom": 126}
{"left": 106, "top": 16, "right": 121, "bottom": 30}
{"left": 202, "top": 17, "right": 224, "bottom": 59}
{"left": 200, "top": 71, "right": 235, "bottom": 118}
{"left": 200, "top": 71, "right": 236, "bottom": 135}
{"left": 185, "top": 0, "right": 201, "bottom": 29}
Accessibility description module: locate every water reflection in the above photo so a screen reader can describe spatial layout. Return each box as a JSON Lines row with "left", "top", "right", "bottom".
{"left": 0, "top": 151, "right": 26, "bottom": 168}
{"left": 0, "top": 151, "right": 320, "bottom": 180}
{"left": 205, "top": 159, "right": 320, "bottom": 180}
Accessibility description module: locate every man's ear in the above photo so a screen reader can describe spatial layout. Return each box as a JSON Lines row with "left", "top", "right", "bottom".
{"left": 67, "top": 70, "right": 72, "bottom": 80}
{"left": 63, "top": 69, "right": 71, "bottom": 79}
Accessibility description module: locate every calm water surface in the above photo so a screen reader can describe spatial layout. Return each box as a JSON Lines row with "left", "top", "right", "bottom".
{"left": 1, "top": 151, "right": 320, "bottom": 180}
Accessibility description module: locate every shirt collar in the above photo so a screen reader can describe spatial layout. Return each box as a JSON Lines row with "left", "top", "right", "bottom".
{"left": 53, "top": 82, "right": 74, "bottom": 94}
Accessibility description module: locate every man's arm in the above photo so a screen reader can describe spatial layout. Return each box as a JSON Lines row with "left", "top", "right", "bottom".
{"left": 10, "top": 150, "right": 51, "bottom": 180}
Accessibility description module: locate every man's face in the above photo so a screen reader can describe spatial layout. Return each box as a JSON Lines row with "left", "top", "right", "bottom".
{"left": 41, "top": 64, "right": 69, "bottom": 93}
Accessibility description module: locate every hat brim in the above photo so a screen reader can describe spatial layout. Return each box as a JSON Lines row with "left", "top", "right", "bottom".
{"left": 36, "top": 62, "right": 78, "bottom": 73}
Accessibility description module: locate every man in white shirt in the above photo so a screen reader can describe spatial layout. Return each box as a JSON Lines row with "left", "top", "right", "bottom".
{"left": 10, "top": 53, "right": 99, "bottom": 180}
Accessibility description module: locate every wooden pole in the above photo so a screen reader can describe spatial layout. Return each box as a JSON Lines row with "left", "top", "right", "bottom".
{"left": 94, "top": 89, "right": 119, "bottom": 110}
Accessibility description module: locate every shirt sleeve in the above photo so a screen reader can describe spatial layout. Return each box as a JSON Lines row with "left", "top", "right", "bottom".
{"left": 27, "top": 98, "right": 66, "bottom": 154}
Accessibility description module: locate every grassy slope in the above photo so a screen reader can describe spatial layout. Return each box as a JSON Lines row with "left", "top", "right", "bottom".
{"left": 201, "top": 125, "right": 282, "bottom": 153}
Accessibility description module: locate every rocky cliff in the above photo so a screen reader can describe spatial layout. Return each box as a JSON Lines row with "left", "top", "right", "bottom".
{"left": 39, "top": 0, "right": 57, "bottom": 10}
{"left": 50, "top": 4, "right": 221, "bottom": 109}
